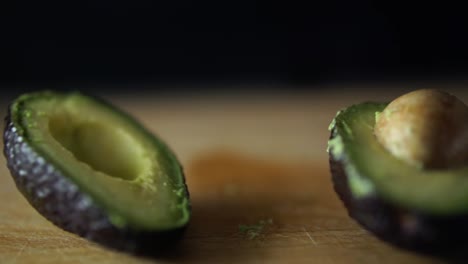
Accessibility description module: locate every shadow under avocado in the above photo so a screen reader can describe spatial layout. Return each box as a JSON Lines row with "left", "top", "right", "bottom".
{"left": 154, "top": 150, "right": 320, "bottom": 263}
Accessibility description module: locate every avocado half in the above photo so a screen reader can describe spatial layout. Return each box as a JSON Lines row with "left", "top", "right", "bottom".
{"left": 3, "top": 91, "right": 191, "bottom": 254}
{"left": 328, "top": 102, "right": 468, "bottom": 252}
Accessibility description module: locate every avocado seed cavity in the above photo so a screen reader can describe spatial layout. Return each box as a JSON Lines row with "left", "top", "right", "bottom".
{"left": 374, "top": 89, "right": 468, "bottom": 169}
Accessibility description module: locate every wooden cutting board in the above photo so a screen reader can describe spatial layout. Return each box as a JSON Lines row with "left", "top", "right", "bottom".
{"left": 1, "top": 85, "right": 466, "bottom": 264}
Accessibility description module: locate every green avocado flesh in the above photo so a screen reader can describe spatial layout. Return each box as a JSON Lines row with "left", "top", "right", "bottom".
{"left": 329, "top": 102, "right": 468, "bottom": 215}
{"left": 12, "top": 91, "right": 190, "bottom": 230}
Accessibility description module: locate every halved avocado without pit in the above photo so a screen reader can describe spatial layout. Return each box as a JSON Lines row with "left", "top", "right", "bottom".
{"left": 329, "top": 102, "right": 468, "bottom": 252}
{"left": 3, "top": 91, "right": 191, "bottom": 254}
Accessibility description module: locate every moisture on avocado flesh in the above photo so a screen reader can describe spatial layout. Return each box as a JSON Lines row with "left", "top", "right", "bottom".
{"left": 3, "top": 91, "right": 191, "bottom": 254}
{"left": 328, "top": 89, "right": 468, "bottom": 251}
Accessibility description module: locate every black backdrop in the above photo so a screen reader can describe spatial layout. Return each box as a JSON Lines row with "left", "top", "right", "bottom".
{"left": 4, "top": 1, "right": 468, "bottom": 92}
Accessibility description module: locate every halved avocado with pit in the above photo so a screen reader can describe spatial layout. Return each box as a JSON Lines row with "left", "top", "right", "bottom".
{"left": 3, "top": 91, "right": 191, "bottom": 254}
{"left": 329, "top": 102, "right": 468, "bottom": 251}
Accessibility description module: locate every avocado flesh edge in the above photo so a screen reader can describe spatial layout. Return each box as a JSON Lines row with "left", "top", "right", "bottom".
{"left": 329, "top": 102, "right": 468, "bottom": 215}
{"left": 11, "top": 92, "right": 190, "bottom": 230}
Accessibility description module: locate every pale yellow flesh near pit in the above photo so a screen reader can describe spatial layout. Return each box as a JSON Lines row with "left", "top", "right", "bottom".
{"left": 18, "top": 93, "right": 189, "bottom": 230}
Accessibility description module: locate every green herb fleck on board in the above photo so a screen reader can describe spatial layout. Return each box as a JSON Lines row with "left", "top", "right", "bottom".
{"left": 239, "top": 218, "right": 273, "bottom": 240}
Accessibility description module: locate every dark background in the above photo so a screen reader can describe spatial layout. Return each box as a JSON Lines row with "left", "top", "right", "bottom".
{"left": 4, "top": 1, "right": 468, "bottom": 94}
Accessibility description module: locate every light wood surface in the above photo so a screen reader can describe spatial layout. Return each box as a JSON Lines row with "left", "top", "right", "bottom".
{"left": 1, "top": 85, "right": 467, "bottom": 264}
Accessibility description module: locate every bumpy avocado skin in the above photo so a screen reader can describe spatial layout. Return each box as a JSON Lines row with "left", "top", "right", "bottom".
{"left": 3, "top": 97, "right": 189, "bottom": 256}
{"left": 329, "top": 127, "right": 468, "bottom": 253}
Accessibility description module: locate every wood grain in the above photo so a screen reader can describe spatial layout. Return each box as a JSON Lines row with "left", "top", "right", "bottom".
{"left": 2, "top": 86, "right": 466, "bottom": 264}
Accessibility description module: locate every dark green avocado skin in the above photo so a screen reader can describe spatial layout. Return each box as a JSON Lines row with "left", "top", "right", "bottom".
{"left": 3, "top": 105, "right": 189, "bottom": 256}
{"left": 329, "top": 128, "right": 468, "bottom": 254}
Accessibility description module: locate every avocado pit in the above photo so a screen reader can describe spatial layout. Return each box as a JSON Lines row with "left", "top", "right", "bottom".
{"left": 374, "top": 89, "right": 468, "bottom": 169}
